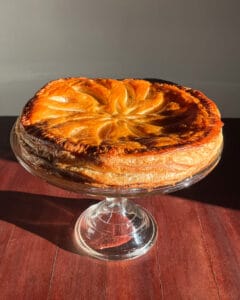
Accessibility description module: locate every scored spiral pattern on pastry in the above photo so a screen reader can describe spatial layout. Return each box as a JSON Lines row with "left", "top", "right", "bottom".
{"left": 21, "top": 78, "right": 222, "bottom": 154}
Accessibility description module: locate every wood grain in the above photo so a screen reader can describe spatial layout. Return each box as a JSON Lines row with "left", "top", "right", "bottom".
{"left": 0, "top": 117, "right": 240, "bottom": 300}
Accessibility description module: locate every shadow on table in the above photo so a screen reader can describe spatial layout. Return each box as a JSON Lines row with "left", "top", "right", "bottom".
{"left": 0, "top": 117, "right": 17, "bottom": 162}
{"left": 0, "top": 179, "right": 239, "bottom": 258}
{"left": 173, "top": 180, "right": 240, "bottom": 210}
{"left": 0, "top": 190, "right": 98, "bottom": 255}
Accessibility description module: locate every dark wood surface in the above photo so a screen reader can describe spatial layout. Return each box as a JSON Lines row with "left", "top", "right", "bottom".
{"left": 0, "top": 117, "right": 239, "bottom": 300}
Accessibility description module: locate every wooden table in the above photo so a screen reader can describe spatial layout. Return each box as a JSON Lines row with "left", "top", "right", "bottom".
{"left": 0, "top": 117, "right": 239, "bottom": 300}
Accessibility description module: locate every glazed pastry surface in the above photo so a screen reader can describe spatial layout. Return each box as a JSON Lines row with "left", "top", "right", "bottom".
{"left": 18, "top": 78, "right": 223, "bottom": 188}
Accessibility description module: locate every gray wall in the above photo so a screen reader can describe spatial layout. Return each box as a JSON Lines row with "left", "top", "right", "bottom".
{"left": 1, "top": 0, "right": 240, "bottom": 117}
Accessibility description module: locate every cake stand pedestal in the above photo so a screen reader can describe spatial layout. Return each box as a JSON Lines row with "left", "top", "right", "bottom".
{"left": 74, "top": 196, "right": 157, "bottom": 260}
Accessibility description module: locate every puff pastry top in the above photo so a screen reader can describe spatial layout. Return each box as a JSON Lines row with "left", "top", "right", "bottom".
{"left": 21, "top": 78, "right": 222, "bottom": 154}
{"left": 18, "top": 78, "right": 223, "bottom": 188}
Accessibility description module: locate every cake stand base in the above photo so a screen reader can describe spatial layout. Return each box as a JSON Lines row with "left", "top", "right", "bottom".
{"left": 74, "top": 197, "right": 157, "bottom": 261}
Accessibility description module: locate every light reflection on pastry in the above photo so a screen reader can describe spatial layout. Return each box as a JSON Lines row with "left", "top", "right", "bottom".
{"left": 17, "top": 78, "right": 223, "bottom": 188}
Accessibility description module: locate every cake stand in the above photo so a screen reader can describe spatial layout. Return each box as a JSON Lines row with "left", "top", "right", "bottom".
{"left": 10, "top": 122, "right": 222, "bottom": 261}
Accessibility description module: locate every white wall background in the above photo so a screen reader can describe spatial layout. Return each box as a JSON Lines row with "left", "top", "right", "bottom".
{"left": 0, "top": 0, "right": 239, "bottom": 117}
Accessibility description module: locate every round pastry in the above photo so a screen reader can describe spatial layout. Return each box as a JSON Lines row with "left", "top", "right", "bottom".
{"left": 15, "top": 77, "right": 223, "bottom": 189}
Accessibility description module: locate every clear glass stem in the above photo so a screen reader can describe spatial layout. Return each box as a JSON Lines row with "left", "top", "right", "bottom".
{"left": 74, "top": 196, "right": 157, "bottom": 260}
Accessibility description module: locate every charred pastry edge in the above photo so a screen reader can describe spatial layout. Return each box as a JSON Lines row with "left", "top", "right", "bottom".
{"left": 20, "top": 78, "right": 223, "bottom": 159}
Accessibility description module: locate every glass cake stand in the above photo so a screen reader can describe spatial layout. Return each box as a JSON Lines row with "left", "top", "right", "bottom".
{"left": 10, "top": 122, "right": 222, "bottom": 261}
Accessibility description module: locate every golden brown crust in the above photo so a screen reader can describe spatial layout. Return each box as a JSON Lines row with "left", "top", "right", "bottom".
{"left": 18, "top": 78, "right": 223, "bottom": 188}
